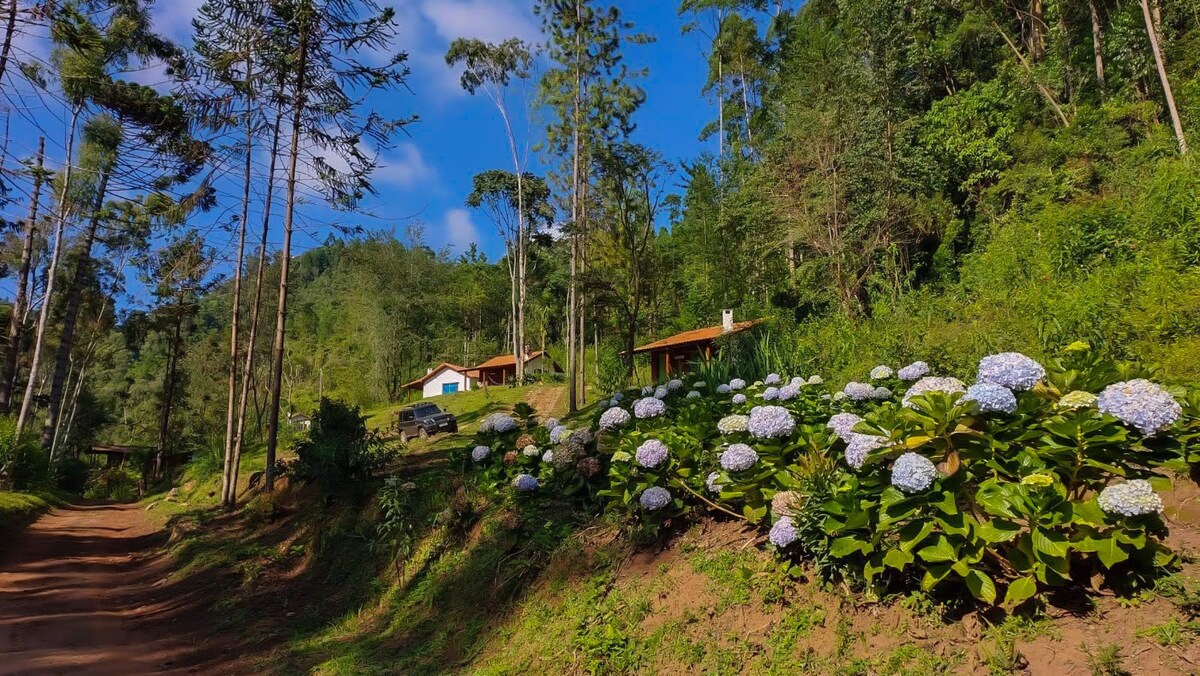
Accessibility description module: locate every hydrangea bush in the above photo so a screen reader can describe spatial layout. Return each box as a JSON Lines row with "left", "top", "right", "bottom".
{"left": 464, "top": 344, "right": 1198, "bottom": 607}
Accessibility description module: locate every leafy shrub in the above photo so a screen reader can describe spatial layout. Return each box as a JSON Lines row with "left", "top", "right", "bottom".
{"left": 84, "top": 467, "right": 139, "bottom": 501}
{"left": 292, "top": 397, "right": 397, "bottom": 490}
{"left": 0, "top": 416, "right": 45, "bottom": 491}
{"left": 467, "top": 344, "right": 1199, "bottom": 607}
{"left": 55, "top": 457, "right": 90, "bottom": 493}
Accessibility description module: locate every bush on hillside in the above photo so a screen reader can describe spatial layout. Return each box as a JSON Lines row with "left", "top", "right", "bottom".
{"left": 465, "top": 344, "right": 1200, "bottom": 608}
{"left": 292, "top": 397, "right": 397, "bottom": 490}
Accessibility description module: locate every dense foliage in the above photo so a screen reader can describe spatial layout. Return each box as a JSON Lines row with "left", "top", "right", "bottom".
{"left": 468, "top": 345, "right": 1200, "bottom": 606}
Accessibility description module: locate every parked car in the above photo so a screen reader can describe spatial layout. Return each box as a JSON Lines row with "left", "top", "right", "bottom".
{"left": 395, "top": 402, "right": 458, "bottom": 442}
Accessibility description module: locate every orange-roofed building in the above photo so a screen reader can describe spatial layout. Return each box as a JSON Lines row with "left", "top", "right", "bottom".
{"left": 464, "top": 351, "right": 562, "bottom": 387}
{"left": 632, "top": 311, "right": 761, "bottom": 381}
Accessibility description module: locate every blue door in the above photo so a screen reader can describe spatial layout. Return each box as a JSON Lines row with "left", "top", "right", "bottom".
{"left": 442, "top": 382, "right": 459, "bottom": 395}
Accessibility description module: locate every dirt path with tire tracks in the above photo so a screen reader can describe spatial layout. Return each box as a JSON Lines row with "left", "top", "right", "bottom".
{"left": 0, "top": 502, "right": 239, "bottom": 675}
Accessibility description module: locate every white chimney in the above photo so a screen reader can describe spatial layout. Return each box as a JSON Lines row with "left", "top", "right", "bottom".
{"left": 427, "top": 367, "right": 433, "bottom": 375}
{"left": 722, "top": 309, "right": 734, "bottom": 333}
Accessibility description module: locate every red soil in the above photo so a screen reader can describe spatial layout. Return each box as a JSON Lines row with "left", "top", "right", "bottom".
{"left": 0, "top": 503, "right": 238, "bottom": 675}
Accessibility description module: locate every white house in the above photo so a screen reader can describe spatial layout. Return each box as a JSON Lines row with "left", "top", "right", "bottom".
{"left": 403, "top": 363, "right": 476, "bottom": 399}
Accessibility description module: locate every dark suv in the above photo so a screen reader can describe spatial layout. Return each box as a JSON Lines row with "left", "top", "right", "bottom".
{"left": 395, "top": 403, "right": 458, "bottom": 442}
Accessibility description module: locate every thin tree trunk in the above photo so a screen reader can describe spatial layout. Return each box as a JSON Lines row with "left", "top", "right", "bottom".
{"left": 41, "top": 164, "right": 112, "bottom": 449}
{"left": 578, "top": 176, "right": 588, "bottom": 404}
{"left": 1090, "top": 0, "right": 1106, "bottom": 92}
{"left": 0, "top": 0, "right": 18, "bottom": 88}
{"left": 987, "top": 15, "right": 1071, "bottom": 127}
{"left": 1140, "top": 0, "right": 1188, "bottom": 154}
{"left": 264, "top": 27, "right": 308, "bottom": 492}
{"left": 1029, "top": 0, "right": 1046, "bottom": 61}
{"left": 567, "top": 0, "right": 581, "bottom": 413}
{"left": 155, "top": 304, "right": 185, "bottom": 479}
{"left": 229, "top": 99, "right": 283, "bottom": 506}
{"left": 17, "top": 106, "right": 81, "bottom": 437}
{"left": 221, "top": 46, "right": 256, "bottom": 507}
{"left": 1, "top": 137, "right": 44, "bottom": 413}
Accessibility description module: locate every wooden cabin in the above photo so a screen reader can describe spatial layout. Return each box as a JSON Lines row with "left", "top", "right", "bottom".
{"left": 631, "top": 311, "right": 760, "bottom": 381}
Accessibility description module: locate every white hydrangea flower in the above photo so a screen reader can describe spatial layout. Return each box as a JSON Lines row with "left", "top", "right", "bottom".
{"left": 845, "top": 433, "right": 887, "bottom": 469}
{"left": 717, "top": 414, "right": 749, "bottom": 435}
{"left": 729, "top": 378, "right": 747, "bottom": 391}
{"left": 522, "top": 444, "right": 540, "bottom": 457}
{"left": 765, "top": 373, "right": 782, "bottom": 385}
{"left": 686, "top": 390, "right": 701, "bottom": 399}
{"left": 705, "top": 472, "right": 723, "bottom": 494}
{"left": 902, "top": 377, "right": 966, "bottom": 406}
{"left": 541, "top": 449, "right": 554, "bottom": 463}
{"left": 826, "top": 413, "right": 863, "bottom": 441}
{"left": 891, "top": 453, "right": 939, "bottom": 493}
{"left": 843, "top": 380, "right": 874, "bottom": 400}
{"left": 1058, "top": 390, "right": 1098, "bottom": 410}
{"left": 732, "top": 393, "right": 747, "bottom": 405}
{"left": 641, "top": 385, "right": 654, "bottom": 396}
{"left": 747, "top": 405, "right": 796, "bottom": 439}
{"left": 977, "top": 352, "right": 1046, "bottom": 391}
{"left": 1098, "top": 480, "right": 1164, "bottom": 516}
{"left": 1097, "top": 379, "right": 1182, "bottom": 436}
{"left": 870, "top": 365, "right": 894, "bottom": 380}
{"left": 667, "top": 379, "right": 684, "bottom": 391}
{"left": 716, "top": 384, "right": 731, "bottom": 394}
{"left": 807, "top": 375, "right": 824, "bottom": 385}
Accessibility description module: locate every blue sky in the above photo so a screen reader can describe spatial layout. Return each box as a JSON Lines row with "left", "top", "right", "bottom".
{"left": 0, "top": 0, "right": 717, "bottom": 304}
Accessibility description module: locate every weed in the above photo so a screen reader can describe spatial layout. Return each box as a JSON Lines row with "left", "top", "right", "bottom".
{"left": 1084, "top": 643, "right": 1130, "bottom": 676}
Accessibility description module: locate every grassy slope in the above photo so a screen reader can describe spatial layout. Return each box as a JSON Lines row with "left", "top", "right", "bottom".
{"left": 0, "top": 491, "right": 64, "bottom": 536}
{"left": 158, "top": 386, "right": 1200, "bottom": 674}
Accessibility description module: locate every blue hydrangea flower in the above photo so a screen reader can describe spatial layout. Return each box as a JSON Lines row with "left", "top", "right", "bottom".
{"left": 807, "top": 375, "right": 824, "bottom": 385}
{"left": 668, "top": 379, "right": 684, "bottom": 391}
{"left": 1097, "top": 379, "right": 1182, "bottom": 436}
{"left": 897, "top": 361, "right": 930, "bottom": 381}
{"left": 769, "top": 516, "right": 798, "bottom": 548}
{"left": 748, "top": 405, "right": 796, "bottom": 439}
{"left": 471, "top": 445, "right": 490, "bottom": 462}
{"left": 790, "top": 376, "right": 804, "bottom": 387}
{"left": 872, "top": 386, "right": 892, "bottom": 400}
{"left": 654, "top": 386, "right": 669, "bottom": 399}
{"left": 599, "top": 407, "right": 631, "bottom": 431}
{"left": 641, "top": 385, "right": 654, "bottom": 396}
{"left": 762, "top": 386, "right": 780, "bottom": 401}
{"left": 640, "top": 486, "right": 672, "bottom": 510}
{"left": 550, "top": 425, "right": 570, "bottom": 444}
{"left": 891, "top": 453, "right": 939, "bottom": 493}
{"left": 686, "top": 390, "right": 701, "bottom": 399}
{"left": 1098, "top": 480, "right": 1164, "bottom": 516}
{"left": 717, "top": 414, "right": 749, "bottom": 434}
{"left": 826, "top": 413, "right": 863, "bottom": 441}
{"left": 719, "top": 443, "right": 758, "bottom": 471}
{"left": 778, "top": 384, "right": 800, "bottom": 401}
{"left": 635, "top": 439, "right": 669, "bottom": 468}
{"left": 598, "top": 400, "right": 609, "bottom": 409}
{"left": 870, "top": 365, "right": 894, "bottom": 380}
{"left": 963, "top": 382, "right": 1017, "bottom": 414}
{"left": 480, "top": 413, "right": 518, "bottom": 434}
{"left": 633, "top": 397, "right": 667, "bottom": 419}
{"left": 978, "top": 352, "right": 1046, "bottom": 391}
{"left": 611, "top": 392, "right": 624, "bottom": 402}
{"left": 523, "top": 445, "right": 540, "bottom": 457}
{"left": 541, "top": 449, "right": 554, "bottom": 463}
{"left": 845, "top": 433, "right": 887, "bottom": 469}
{"left": 513, "top": 474, "right": 539, "bottom": 492}
{"left": 902, "top": 377, "right": 966, "bottom": 406}
{"left": 732, "top": 393, "right": 747, "bottom": 405}
{"left": 717, "top": 384, "right": 731, "bottom": 394}
{"left": 765, "top": 373, "right": 782, "bottom": 385}
{"left": 706, "top": 472, "right": 723, "bottom": 494}
{"left": 543, "top": 417, "right": 560, "bottom": 430}
{"left": 729, "top": 378, "right": 747, "bottom": 391}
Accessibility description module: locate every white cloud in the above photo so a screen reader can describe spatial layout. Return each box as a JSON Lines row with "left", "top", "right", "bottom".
{"left": 419, "top": 0, "right": 539, "bottom": 44}
{"left": 440, "top": 208, "right": 480, "bottom": 251}
{"left": 374, "top": 143, "right": 437, "bottom": 189}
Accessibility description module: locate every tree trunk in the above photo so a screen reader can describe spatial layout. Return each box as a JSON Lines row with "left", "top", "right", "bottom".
{"left": 1140, "top": 0, "right": 1188, "bottom": 154}
{"left": 265, "top": 27, "right": 308, "bottom": 492}
{"left": 0, "top": 0, "right": 18, "bottom": 89}
{"left": 567, "top": 2, "right": 581, "bottom": 413}
{"left": 1, "top": 137, "right": 44, "bottom": 413}
{"left": 155, "top": 304, "right": 185, "bottom": 479}
{"left": 1089, "top": 0, "right": 1106, "bottom": 92}
{"left": 221, "top": 47, "right": 255, "bottom": 507}
{"left": 1029, "top": 0, "right": 1046, "bottom": 61}
{"left": 41, "top": 164, "right": 111, "bottom": 450}
{"left": 17, "top": 107, "right": 81, "bottom": 437}
{"left": 578, "top": 176, "right": 588, "bottom": 404}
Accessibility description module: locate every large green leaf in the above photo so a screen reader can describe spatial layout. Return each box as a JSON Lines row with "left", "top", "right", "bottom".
{"left": 1031, "top": 529, "right": 1068, "bottom": 558}
{"left": 830, "top": 536, "right": 870, "bottom": 558}
{"left": 883, "top": 548, "right": 914, "bottom": 570}
{"left": 917, "top": 536, "right": 956, "bottom": 563}
{"left": 965, "top": 569, "right": 997, "bottom": 604}
{"left": 1002, "top": 576, "right": 1038, "bottom": 609}
{"left": 977, "top": 519, "right": 1022, "bottom": 544}
{"left": 897, "top": 519, "right": 933, "bottom": 552}
{"left": 1077, "top": 536, "right": 1129, "bottom": 568}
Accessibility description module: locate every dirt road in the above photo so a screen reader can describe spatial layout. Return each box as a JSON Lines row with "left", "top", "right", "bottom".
{"left": 0, "top": 503, "right": 235, "bottom": 675}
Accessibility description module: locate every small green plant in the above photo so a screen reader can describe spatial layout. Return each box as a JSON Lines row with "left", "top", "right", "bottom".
{"left": 1084, "top": 643, "right": 1129, "bottom": 676}
{"left": 292, "top": 397, "right": 397, "bottom": 491}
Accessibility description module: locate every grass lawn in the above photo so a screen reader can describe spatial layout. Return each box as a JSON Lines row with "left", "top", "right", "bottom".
{"left": 362, "top": 382, "right": 580, "bottom": 434}
{"left": 0, "top": 491, "right": 65, "bottom": 536}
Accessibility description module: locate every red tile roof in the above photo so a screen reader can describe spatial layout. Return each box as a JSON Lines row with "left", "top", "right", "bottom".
{"left": 631, "top": 320, "right": 761, "bottom": 354}
{"left": 402, "top": 362, "right": 468, "bottom": 390}
{"left": 469, "top": 351, "right": 547, "bottom": 371}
